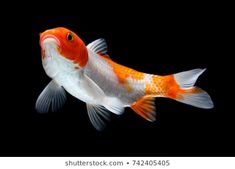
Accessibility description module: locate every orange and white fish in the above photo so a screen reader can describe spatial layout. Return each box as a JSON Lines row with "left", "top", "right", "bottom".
{"left": 36, "top": 27, "right": 214, "bottom": 130}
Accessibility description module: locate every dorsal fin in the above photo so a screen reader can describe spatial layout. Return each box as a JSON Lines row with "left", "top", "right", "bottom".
{"left": 131, "top": 96, "right": 156, "bottom": 122}
{"left": 87, "top": 38, "right": 109, "bottom": 57}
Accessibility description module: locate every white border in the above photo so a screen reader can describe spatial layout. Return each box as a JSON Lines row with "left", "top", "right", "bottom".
{"left": 0, "top": 157, "right": 234, "bottom": 169}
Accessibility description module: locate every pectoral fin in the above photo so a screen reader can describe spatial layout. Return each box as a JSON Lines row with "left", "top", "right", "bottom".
{"left": 35, "top": 80, "right": 66, "bottom": 113}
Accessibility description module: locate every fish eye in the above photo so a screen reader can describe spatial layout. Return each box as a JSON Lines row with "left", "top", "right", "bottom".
{"left": 67, "top": 32, "right": 73, "bottom": 41}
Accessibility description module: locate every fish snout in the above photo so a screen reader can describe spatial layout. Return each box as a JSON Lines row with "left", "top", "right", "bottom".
{"left": 39, "top": 31, "right": 61, "bottom": 48}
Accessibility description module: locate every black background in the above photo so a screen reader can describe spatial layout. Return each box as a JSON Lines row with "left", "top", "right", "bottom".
{"left": 1, "top": 2, "right": 233, "bottom": 156}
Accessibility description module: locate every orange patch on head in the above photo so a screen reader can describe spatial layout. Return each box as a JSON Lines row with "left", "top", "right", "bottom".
{"left": 40, "top": 27, "right": 88, "bottom": 67}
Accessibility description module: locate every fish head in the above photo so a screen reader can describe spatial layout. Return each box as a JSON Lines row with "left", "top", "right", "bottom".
{"left": 40, "top": 27, "right": 88, "bottom": 68}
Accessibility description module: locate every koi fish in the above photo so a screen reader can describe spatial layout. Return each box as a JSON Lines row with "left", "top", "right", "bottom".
{"left": 36, "top": 27, "right": 214, "bottom": 131}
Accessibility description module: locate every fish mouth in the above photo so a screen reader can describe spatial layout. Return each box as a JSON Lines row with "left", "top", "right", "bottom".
{"left": 40, "top": 34, "right": 61, "bottom": 59}
{"left": 40, "top": 34, "right": 61, "bottom": 48}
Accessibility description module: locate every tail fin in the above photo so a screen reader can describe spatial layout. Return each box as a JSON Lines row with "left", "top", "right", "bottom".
{"left": 172, "top": 69, "right": 214, "bottom": 109}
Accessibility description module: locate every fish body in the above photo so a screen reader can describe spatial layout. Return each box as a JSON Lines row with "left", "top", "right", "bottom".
{"left": 36, "top": 27, "right": 214, "bottom": 130}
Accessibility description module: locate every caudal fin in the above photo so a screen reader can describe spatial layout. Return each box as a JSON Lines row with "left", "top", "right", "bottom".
{"left": 172, "top": 69, "right": 214, "bottom": 109}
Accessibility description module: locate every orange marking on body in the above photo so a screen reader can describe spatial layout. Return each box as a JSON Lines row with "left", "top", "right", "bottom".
{"left": 100, "top": 55, "right": 144, "bottom": 92}
{"left": 130, "top": 71, "right": 145, "bottom": 81}
{"left": 145, "top": 75, "right": 186, "bottom": 99}
{"left": 145, "top": 83, "right": 153, "bottom": 95}
{"left": 162, "top": 75, "right": 181, "bottom": 99}
{"left": 100, "top": 55, "right": 144, "bottom": 83}
{"left": 123, "top": 83, "right": 133, "bottom": 93}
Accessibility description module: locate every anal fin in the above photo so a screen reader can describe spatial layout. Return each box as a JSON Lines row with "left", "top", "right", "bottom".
{"left": 131, "top": 96, "right": 156, "bottom": 121}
